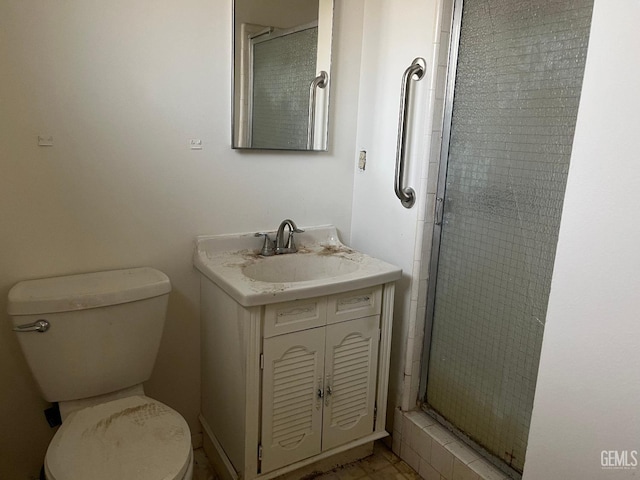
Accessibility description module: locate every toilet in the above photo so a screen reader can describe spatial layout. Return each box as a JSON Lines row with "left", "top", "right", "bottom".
{"left": 8, "top": 267, "right": 193, "bottom": 480}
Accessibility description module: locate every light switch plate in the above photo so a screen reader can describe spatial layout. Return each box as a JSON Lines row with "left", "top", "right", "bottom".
{"left": 358, "top": 150, "right": 367, "bottom": 171}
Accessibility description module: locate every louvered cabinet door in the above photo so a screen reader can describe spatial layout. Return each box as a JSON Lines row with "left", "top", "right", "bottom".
{"left": 322, "top": 315, "right": 380, "bottom": 451}
{"left": 261, "top": 328, "right": 325, "bottom": 473}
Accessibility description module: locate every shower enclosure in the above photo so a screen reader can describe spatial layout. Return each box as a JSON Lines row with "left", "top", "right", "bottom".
{"left": 420, "top": 0, "right": 594, "bottom": 474}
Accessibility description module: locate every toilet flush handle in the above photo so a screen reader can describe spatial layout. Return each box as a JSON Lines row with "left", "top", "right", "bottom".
{"left": 13, "top": 319, "right": 50, "bottom": 333}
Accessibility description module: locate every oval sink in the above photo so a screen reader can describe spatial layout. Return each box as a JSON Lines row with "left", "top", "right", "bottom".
{"left": 243, "top": 254, "right": 359, "bottom": 283}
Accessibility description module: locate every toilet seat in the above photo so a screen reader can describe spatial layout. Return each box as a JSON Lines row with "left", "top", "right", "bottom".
{"left": 44, "top": 395, "right": 192, "bottom": 480}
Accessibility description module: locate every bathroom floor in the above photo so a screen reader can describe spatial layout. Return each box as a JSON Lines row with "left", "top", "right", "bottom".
{"left": 311, "top": 442, "right": 419, "bottom": 480}
{"left": 193, "top": 449, "right": 219, "bottom": 480}
{"left": 195, "top": 442, "right": 420, "bottom": 480}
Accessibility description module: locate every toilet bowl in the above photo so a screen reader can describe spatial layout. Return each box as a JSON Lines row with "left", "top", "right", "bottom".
{"left": 8, "top": 267, "right": 193, "bottom": 480}
{"left": 45, "top": 395, "right": 192, "bottom": 480}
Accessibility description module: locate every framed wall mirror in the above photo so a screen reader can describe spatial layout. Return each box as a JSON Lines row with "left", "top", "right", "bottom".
{"left": 232, "top": 0, "right": 334, "bottom": 151}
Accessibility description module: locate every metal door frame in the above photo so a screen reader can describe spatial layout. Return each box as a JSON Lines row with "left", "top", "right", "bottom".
{"left": 418, "top": 0, "right": 464, "bottom": 400}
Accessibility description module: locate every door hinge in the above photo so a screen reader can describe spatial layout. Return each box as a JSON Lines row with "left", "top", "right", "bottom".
{"left": 373, "top": 403, "right": 378, "bottom": 426}
{"left": 260, "top": 353, "right": 264, "bottom": 370}
{"left": 258, "top": 443, "right": 263, "bottom": 461}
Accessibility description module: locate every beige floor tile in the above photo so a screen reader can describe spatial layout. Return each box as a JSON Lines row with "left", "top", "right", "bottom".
{"left": 394, "top": 460, "right": 421, "bottom": 479}
{"left": 374, "top": 441, "right": 401, "bottom": 464}
{"left": 359, "top": 452, "right": 393, "bottom": 474}
{"left": 315, "top": 473, "right": 341, "bottom": 480}
{"left": 193, "top": 448, "right": 218, "bottom": 480}
{"left": 317, "top": 443, "right": 418, "bottom": 480}
{"left": 201, "top": 441, "right": 419, "bottom": 480}
{"left": 334, "top": 463, "right": 368, "bottom": 480}
{"left": 368, "top": 464, "right": 407, "bottom": 480}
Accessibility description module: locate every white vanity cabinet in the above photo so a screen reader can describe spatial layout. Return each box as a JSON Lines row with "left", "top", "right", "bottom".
{"left": 199, "top": 279, "right": 396, "bottom": 480}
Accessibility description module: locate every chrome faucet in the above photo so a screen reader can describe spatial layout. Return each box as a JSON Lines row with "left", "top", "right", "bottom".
{"left": 275, "top": 219, "right": 304, "bottom": 254}
{"left": 254, "top": 219, "right": 304, "bottom": 256}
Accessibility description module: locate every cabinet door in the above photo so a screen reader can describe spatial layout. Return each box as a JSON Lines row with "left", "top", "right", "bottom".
{"left": 322, "top": 315, "right": 380, "bottom": 451}
{"left": 261, "top": 328, "right": 325, "bottom": 473}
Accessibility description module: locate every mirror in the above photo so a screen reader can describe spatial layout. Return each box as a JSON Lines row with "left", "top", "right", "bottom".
{"left": 232, "top": 0, "right": 334, "bottom": 151}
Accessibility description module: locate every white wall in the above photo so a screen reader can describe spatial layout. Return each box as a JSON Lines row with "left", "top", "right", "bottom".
{"left": 350, "top": 0, "right": 438, "bottom": 417}
{"left": 0, "top": 1, "right": 364, "bottom": 477}
{"left": 523, "top": 1, "right": 640, "bottom": 479}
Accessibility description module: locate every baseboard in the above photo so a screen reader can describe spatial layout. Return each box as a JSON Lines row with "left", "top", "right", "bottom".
{"left": 200, "top": 415, "right": 239, "bottom": 480}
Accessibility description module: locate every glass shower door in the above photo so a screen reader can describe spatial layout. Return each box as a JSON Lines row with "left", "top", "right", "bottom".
{"left": 250, "top": 27, "right": 318, "bottom": 149}
{"left": 423, "top": 0, "right": 593, "bottom": 473}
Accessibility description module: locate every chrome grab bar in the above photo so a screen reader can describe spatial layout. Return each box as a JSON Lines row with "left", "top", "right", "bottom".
{"left": 307, "top": 71, "right": 329, "bottom": 149}
{"left": 395, "top": 57, "right": 426, "bottom": 208}
{"left": 13, "top": 319, "right": 50, "bottom": 333}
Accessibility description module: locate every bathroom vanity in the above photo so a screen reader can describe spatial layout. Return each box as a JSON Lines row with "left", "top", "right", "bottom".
{"left": 194, "top": 226, "right": 401, "bottom": 480}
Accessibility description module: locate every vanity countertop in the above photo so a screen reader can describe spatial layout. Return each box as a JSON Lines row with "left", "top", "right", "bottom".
{"left": 193, "top": 225, "right": 402, "bottom": 307}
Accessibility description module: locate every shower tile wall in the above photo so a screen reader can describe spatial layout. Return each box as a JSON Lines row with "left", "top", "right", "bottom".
{"left": 395, "top": 410, "right": 510, "bottom": 480}
{"left": 401, "top": 0, "right": 456, "bottom": 415}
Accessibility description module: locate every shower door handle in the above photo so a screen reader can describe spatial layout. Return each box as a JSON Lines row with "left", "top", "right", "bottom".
{"left": 395, "top": 57, "right": 426, "bottom": 209}
{"left": 435, "top": 197, "right": 444, "bottom": 225}
{"left": 307, "top": 71, "right": 329, "bottom": 149}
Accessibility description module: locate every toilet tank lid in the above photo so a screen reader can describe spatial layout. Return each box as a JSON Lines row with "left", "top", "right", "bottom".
{"left": 8, "top": 267, "right": 171, "bottom": 316}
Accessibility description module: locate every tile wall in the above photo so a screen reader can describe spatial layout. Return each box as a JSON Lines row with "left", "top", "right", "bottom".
{"left": 401, "top": 0, "right": 454, "bottom": 413}
{"left": 394, "top": 410, "right": 512, "bottom": 480}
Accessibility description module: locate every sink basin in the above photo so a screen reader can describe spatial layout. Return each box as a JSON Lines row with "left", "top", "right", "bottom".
{"left": 242, "top": 251, "right": 360, "bottom": 283}
{"left": 193, "top": 225, "right": 402, "bottom": 306}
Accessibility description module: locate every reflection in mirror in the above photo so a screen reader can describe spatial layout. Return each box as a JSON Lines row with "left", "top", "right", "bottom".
{"left": 232, "top": 0, "right": 334, "bottom": 151}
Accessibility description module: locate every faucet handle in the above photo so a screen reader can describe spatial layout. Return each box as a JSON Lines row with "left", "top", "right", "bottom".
{"left": 254, "top": 232, "right": 275, "bottom": 256}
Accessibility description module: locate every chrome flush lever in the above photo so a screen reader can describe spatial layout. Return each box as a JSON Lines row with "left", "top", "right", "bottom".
{"left": 13, "top": 319, "right": 50, "bottom": 333}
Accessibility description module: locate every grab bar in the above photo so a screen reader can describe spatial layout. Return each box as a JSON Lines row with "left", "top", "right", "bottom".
{"left": 395, "top": 57, "right": 426, "bottom": 208}
{"left": 307, "top": 71, "right": 329, "bottom": 149}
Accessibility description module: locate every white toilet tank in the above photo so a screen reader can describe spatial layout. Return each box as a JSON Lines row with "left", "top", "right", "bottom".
{"left": 8, "top": 267, "right": 171, "bottom": 403}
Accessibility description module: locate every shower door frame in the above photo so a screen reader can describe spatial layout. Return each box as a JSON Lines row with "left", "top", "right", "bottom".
{"left": 418, "top": 0, "right": 463, "bottom": 399}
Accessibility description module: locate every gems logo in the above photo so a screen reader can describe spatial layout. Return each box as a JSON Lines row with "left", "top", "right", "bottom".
{"left": 601, "top": 450, "right": 638, "bottom": 470}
